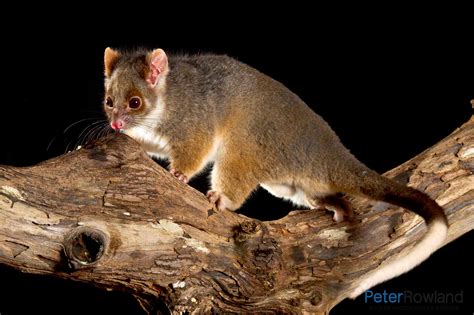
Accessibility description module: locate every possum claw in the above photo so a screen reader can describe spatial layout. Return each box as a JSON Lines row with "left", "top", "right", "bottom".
{"left": 206, "top": 190, "right": 237, "bottom": 211}
{"left": 170, "top": 168, "right": 188, "bottom": 183}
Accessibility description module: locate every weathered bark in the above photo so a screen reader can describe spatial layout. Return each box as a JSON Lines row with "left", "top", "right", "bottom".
{"left": 0, "top": 110, "right": 473, "bottom": 314}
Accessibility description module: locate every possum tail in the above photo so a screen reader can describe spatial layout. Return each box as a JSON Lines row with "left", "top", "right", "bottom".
{"left": 341, "top": 167, "right": 448, "bottom": 299}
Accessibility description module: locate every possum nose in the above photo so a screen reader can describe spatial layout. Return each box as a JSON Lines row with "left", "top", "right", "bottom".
{"left": 111, "top": 119, "right": 124, "bottom": 130}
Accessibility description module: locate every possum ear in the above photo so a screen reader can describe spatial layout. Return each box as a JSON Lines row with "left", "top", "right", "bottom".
{"left": 104, "top": 47, "right": 121, "bottom": 77}
{"left": 147, "top": 49, "right": 168, "bottom": 87}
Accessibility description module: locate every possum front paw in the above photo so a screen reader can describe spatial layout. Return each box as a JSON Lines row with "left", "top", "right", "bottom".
{"left": 206, "top": 190, "right": 237, "bottom": 211}
{"left": 170, "top": 168, "right": 188, "bottom": 183}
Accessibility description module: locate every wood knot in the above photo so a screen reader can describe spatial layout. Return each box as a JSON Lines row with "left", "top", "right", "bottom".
{"left": 250, "top": 238, "right": 283, "bottom": 291}
{"left": 64, "top": 227, "right": 107, "bottom": 269}
{"left": 252, "top": 238, "right": 281, "bottom": 265}
{"left": 233, "top": 220, "right": 261, "bottom": 242}
{"left": 310, "top": 292, "right": 322, "bottom": 305}
{"left": 241, "top": 220, "right": 260, "bottom": 234}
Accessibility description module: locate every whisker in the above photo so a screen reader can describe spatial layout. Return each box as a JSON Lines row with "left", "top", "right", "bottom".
{"left": 68, "top": 121, "right": 106, "bottom": 152}
{"left": 46, "top": 134, "right": 59, "bottom": 152}
{"left": 48, "top": 117, "right": 104, "bottom": 153}
{"left": 132, "top": 118, "right": 162, "bottom": 125}
{"left": 79, "top": 125, "right": 101, "bottom": 148}
{"left": 63, "top": 117, "right": 101, "bottom": 134}
{"left": 80, "top": 122, "right": 108, "bottom": 148}
{"left": 134, "top": 120, "right": 171, "bottom": 154}
{"left": 88, "top": 123, "right": 110, "bottom": 144}
{"left": 98, "top": 125, "right": 112, "bottom": 139}
{"left": 64, "top": 139, "right": 75, "bottom": 154}
{"left": 82, "top": 129, "right": 100, "bottom": 147}
{"left": 127, "top": 120, "right": 157, "bottom": 131}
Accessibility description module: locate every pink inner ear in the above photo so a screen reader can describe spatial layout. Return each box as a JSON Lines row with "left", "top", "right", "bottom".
{"left": 147, "top": 63, "right": 161, "bottom": 87}
{"left": 147, "top": 50, "right": 167, "bottom": 87}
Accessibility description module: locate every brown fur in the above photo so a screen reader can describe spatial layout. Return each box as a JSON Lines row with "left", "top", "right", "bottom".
{"left": 101, "top": 48, "right": 444, "bottom": 220}
{"left": 102, "top": 47, "right": 448, "bottom": 296}
{"left": 104, "top": 47, "right": 120, "bottom": 77}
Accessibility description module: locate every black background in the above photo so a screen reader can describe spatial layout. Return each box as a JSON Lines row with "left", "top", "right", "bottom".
{"left": 0, "top": 9, "right": 472, "bottom": 314}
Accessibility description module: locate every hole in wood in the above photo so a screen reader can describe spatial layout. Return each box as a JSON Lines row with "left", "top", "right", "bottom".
{"left": 65, "top": 228, "right": 107, "bottom": 267}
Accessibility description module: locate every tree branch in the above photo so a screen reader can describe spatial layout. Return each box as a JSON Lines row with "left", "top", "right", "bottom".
{"left": 0, "top": 110, "right": 473, "bottom": 314}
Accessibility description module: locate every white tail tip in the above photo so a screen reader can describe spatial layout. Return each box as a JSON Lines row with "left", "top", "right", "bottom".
{"left": 349, "top": 218, "right": 448, "bottom": 299}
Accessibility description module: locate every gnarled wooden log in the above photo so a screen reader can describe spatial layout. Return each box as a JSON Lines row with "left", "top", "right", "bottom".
{"left": 0, "top": 111, "right": 473, "bottom": 314}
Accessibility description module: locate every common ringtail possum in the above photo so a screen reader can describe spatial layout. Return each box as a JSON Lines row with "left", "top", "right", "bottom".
{"left": 102, "top": 48, "right": 448, "bottom": 298}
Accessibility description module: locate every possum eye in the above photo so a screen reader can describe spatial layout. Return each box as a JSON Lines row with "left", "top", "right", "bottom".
{"left": 105, "top": 97, "right": 113, "bottom": 108}
{"left": 128, "top": 97, "right": 142, "bottom": 110}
